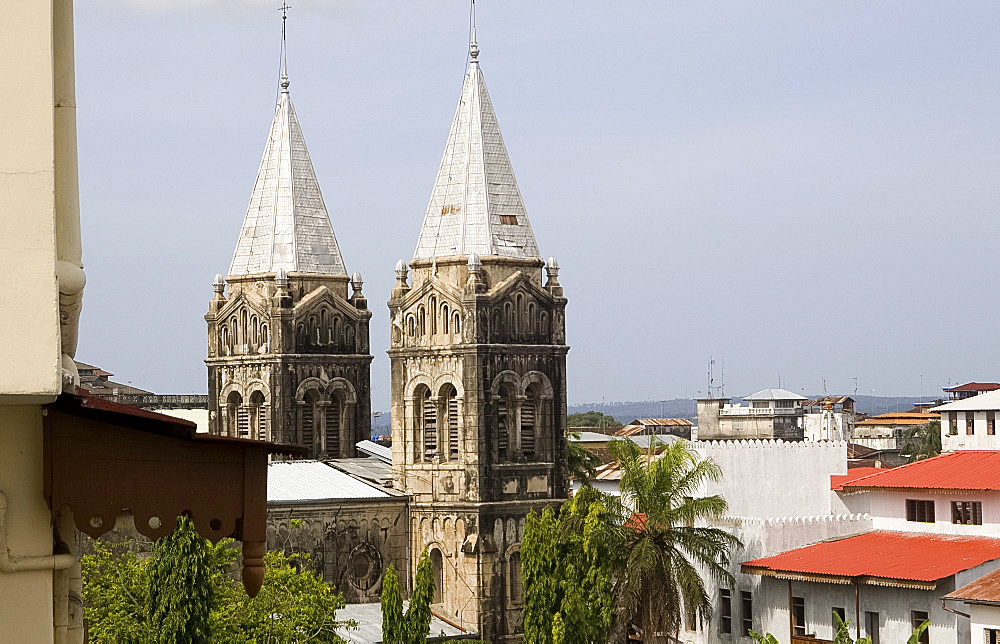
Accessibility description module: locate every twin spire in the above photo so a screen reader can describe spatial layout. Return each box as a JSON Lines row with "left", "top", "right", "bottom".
{"left": 229, "top": 6, "right": 540, "bottom": 278}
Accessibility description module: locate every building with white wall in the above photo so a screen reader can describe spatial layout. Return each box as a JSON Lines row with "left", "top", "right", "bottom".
{"left": 932, "top": 391, "right": 1000, "bottom": 451}
{"left": 944, "top": 567, "right": 1000, "bottom": 644}
{"left": 802, "top": 396, "right": 856, "bottom": 442}
{"left": 698, "top": 389, "right": 807, "bottom": 441}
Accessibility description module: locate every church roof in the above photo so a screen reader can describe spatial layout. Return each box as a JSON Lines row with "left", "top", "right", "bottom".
{"left": 229, "top": 73, "right": 346, "bottom": 276}
{"left": 412, "top": 40, "right": 540, "bottom": 261}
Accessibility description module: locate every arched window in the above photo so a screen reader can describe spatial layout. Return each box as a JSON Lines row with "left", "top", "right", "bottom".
{"left": 296, "top": 323, "right": 306, "bottom": 348}
{"left": 241, "top": 308, "right": 248, "bottom": 348}
{"left": 430, "top": 548, "right": 444, "bottom": 604}
{"left": 453, "top": 312, "right": 461, "bottom": 336}
{"left": 442, "top": 304, "right": 449, "bottom": 334}
{"left": 508, "top": 550, "right": 523, "bottom": 604}
{"left": 492, "top": 309, "right": 501, "bottom": 340}
{"left": 346, "top": 325, "right": 355, "bottom": 352}
{"left": 504, "top": 302, "right": 512, "bottom": 336}
{"left": 420, "top": 387, "right": 436, "bottom": 460}
{"left": 516, "top": 294, "right": 523, "bottom": 337}
{"left": 522, "top": 386, "right": 539, "bottom": 460}
{"left": 497, "top": 384, "right": 515, "bottom": 460}
{"left": 308, "top": 316, "right": 318, "bottom": 348}
{"left": 441, "top": 385, "right": 459, "bottom": 459}
{"left": 249, "top": 390, "right": 267, "bottom": 441}
{"left": 226, "top": 391, "right": 245, "bottom": 438}
{"left": 250, "top": 315, "right": 258, "bottom": 352}
{"left": 419, "top": 306, "right": 426, "bottom": 336}
{"left": 220, "top": 326, "right": 229, "bottom": 356}
{"left": 333, "top": 316, "right": 342, "bottom": 351}
{"left": 429, "top": 296, "right": 437, "bottom": 334}
{"left": 326, "top": 395, "right": 341, "bottom": 458}
{"left": 320, "top": 309, "right": 329, "bottom": 345}
{"left": 301, "top": 389, "right": 320, "bottom": 453}
{"left": 407, "top": 315, "right": 415, "bottom": 337}
{"left": 528, "top": 303, "right": 536, "bottom": 338}
{"left": 231, "top": 315, "right": 240, "bottom": 350}
{"left": 540, "top": 312, "right": 549, "bottom": 339}
{"left": 260, "top": 324, "right": 268, "bottom": 350}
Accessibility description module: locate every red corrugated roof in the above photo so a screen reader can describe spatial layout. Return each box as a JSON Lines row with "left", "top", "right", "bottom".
{"left": 742, "top": 531, "right": 1000, "bottom": 585}
{"left": 945, "top": 567, "right": 1000, "bottom": 603}
{"left": 944, "top": 382, "right": 1000, "bottom": 393}
{"left": 830, "top": 467, "right": 884, "bottom": 491}
{"left": 842, "top": 451, "right": 1000, "bottom": 491}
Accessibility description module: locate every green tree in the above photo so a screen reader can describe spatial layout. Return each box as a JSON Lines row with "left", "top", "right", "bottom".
{"left": 605, "top": 438, "right": 741, "bottom": 639}
{"left": 380, "top": 550, "right": 435, "bottom": 643}
{"left": 567, "top": 411, "right": 622, "bottom": 429}
{"left": 567, "top": 431, "right": 602, "bottom": 484}
{"left": 381, "top": 565, "right": 405, "bottom": 644}
{"left": 751, "top": 615, "right": 928, "bottom": 644}
{"left": 147, "top": 515, "right": 214, "bottom": 643}
{"left": 522, "top": 486, "right": 615, "bottom": 643}
{"left": 82, "top": 517, "right": 349, "bottom": 643}
{"left": 903, "top": 420, "right": 942, "bottom": 462}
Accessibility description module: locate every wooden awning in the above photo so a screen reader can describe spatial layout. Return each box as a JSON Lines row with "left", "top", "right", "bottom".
{"left": 43, "top": 390, "right": 302, "bottom": 596}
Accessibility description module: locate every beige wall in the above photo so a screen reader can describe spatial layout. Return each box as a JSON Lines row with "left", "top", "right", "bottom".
{"left": 0, "top": 0, "right": 62, "bottom": 401}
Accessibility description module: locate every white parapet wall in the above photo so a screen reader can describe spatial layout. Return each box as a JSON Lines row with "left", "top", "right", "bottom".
{"left": 692, "top": 439, "right": 848, "bottom": 519}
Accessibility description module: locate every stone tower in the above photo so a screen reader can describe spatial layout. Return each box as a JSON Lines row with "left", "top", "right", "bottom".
{"left": 206, "top": 66, "right": 372, "bottom": 458}
{"left": 388, "top": 35, "right": 569, "bottom": 640}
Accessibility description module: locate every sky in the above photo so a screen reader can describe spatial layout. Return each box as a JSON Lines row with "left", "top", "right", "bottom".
{"left": 74, "top": 1, "right": 1000, "bottom": 409}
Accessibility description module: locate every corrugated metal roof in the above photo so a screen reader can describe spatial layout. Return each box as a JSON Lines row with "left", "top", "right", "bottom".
{"left": 229, "top": 76, "right": 347, "bottom": 276}
{"left": 932, "top": 389, "right": 1000, "bottom": 412}
{"left": 335, "top": 602, "right": 473, "bottom": 642}
{"left": 943, "top": 382, "right": 1000, "bottom": 393}
{"left": 631, "top": 418, "right": 693, "bottom": 427}
{"left": 570, "top": 431, "right": 613, "bottom": 442}
{"left": 830, "top": 467, "right": 884, "bottom": 491}
{"left": 742, "top": 531, "right": 1000, "bottom": 585}
{"left": 855, "top": 412, "right": 938, "bottom": 427}
{"left": 412, "top": 42, "right": 540, "bottom": 260}
{"left": 803, "top": 396, "right": 854, "bottom": 406}
{"left": 268, "top": 461, "right": 388, "bottom": 502}
{"left": 743, "top": 388, "right": 807, "bottom": 401}
{"left": 841, "top": 450, "right": 1000, "bottom": 491}
{"left": 356, "top": 440, "right": 391, "bottom": 464}
{"left": 944, "top": 567, "right": 1000, "bottom": 604}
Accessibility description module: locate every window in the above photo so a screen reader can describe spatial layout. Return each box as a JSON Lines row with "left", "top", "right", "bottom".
{"left": 952, "top": 500, "right": 983, "bottom": 525}
{"left": 422, "top": 388, "right": 437, "bottom": 460}
{"left": 508, "top": 551, "right": 522, "bottom": 604}
{"left": 430, "top": 548, "right": 444, "bottom": 604}
{"left": 911, "top": 611, "right": 929, "bottom": 644}
{"left": 832, "top": 606, "right": 846, "bottom": 630}
{"left": 987, "top": 628, "right": 1000, "bottom": 644}
{"left": 499, "top": 214, "right": 518, "bottom": 225}
{"left": 967, "top": 412, "right": 975, "bottom": 435}
{"left": 719, "top": 589, "right": 732, "bottom": 634}
{"left": 775, "top": 400, "right": 795, "bottom": 409}
{"left": 906, "top": 499, "right": 935, "bottom": 523}
{"left": 950, "top": 415, "right": 958, "bottom": 435}
{"left": 990, "top": 414, "right": 996, "bottom": 436}
{"left": 685, "top": 600, "right": 697, "bottom": 632}
{"left": 865, "top": 611, "right": 880, "bottom": 644}
{"left": 792, "top": 596, "right": 806, "bottom": 636}
{"left": 741, "top": 591, "right": 753, "bottom": 636}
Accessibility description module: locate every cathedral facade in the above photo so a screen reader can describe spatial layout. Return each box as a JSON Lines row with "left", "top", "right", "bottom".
{"left": 388, "top": 37, "right": 569, "bottom": 640}
{"left": 205, "top": 69, "right": 373, "bottom": 458}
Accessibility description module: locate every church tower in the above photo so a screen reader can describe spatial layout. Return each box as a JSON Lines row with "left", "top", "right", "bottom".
{"left": 206, "top": 30, "right": 372, "bottom": 458}
{"left": 388, "top": 32, "right": 569, "bottom": 640}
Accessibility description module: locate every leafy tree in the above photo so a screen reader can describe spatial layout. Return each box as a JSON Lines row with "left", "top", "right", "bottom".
{"left": 82, "top": 517, "right": 349, "bottom": 643}
{"left": 522, "top": 486, "right": 615, "bottom": 643}
{"left": 381, "top": 565, "right": 405, "bottom": 644}
{"left": 750, "top": 615, "right": 929, "bottom": 644}
{"left": 147, "top": 515, "right": 214, "bottom": 642}
{"left": 567, "top": 411, "right": 622, "bottom": 428}
{"left": 380, "top": 550, "right": 435, "bottom": 643}
{"left": 567, "top": 431, "right": 602, "bottom": 484}
{"left": 604, "top": 438, "right": 741, "bottom": 639}
{"left": 903, "top": 420, "right": 942, "bottom": 462}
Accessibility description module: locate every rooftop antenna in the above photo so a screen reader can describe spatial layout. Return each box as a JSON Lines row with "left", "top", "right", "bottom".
{"left": 708, "top": 357, "right": 715, "bottom": 399}
{"left": 720, "top": 356, "right": 725, "bottom": 399}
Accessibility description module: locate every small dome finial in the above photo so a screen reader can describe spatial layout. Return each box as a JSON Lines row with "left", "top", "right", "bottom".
{"left": 467, "top": 253, "right": 482, "bottom": 272}
{"left": 351, "top": 271, "right": 364, "bottom": 294}
{"left": 212, "top": 273, "right": 226, "bottom": 295}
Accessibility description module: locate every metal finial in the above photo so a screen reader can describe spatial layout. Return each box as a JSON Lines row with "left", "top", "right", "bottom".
{"left": 469, "top": 0, "right": 479, "bottom": 60}
{"left": 279, "top": 2, "right": 291, "bottom": 93}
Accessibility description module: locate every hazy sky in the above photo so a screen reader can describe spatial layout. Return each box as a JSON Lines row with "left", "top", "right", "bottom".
{"left": 74, "top": 1, "right": 1000, "bottom": 409}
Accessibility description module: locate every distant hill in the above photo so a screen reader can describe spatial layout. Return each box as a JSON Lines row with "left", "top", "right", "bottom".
{"left": 568, "top": 395, "right": 935, "bottom": 425}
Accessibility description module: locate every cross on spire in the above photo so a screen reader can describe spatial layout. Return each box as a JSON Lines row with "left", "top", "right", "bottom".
{"left": 279, "top": 2, "right": 291, "bottom": 91}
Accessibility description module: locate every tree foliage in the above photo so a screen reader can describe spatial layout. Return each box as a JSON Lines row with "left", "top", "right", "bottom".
{"left": 751, "top": 614, "right": 929, "bottom": 644}
{"left": 522, "top": 486, "right": 615, "bottom": 643}
{"left": 567, "top": 431, "right": 602, "bottom": 484}
{"left": 82, "top": 517, "right": 348, "bottom": 643}
{"left": 380, "top": 550, "right": 435, "bottom": 644}
{"left": 567, "top": 411, "right": 622, "bottom": 428}
{"left": 604, "top": 438, "right": 741, "bottom": 638}
{"left": 903, "top": 420, "right": 942, "bottom": 462}
{"left": 147, "top": 515, "right": 214, "bottom": 642}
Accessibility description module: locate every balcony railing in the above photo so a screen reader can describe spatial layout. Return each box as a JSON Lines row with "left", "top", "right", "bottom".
{"left": 719, "top": 406, "right": 800, "bottom": 417}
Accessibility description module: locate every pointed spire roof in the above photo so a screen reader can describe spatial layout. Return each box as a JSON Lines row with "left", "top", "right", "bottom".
{"left": 413, "top": 38, "right": 540, "bottom": 261}
{"left": 229, "top": 73, "right": 347, "bottom": 276}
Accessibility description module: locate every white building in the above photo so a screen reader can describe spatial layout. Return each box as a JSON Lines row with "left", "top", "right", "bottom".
{"left": 932, "top": 390, "right": 1000, "bottom": 451}
{"left": 698, "top": 389, "right": 808, "bottom": 441}
{"left": 740, "top": 451, "right": 1000, "bottom": 643}
{"left": 802, "top": 396, "right": 857, "bottom": 442}
{"left": 944, "top": 567, "right": 1000, "bottom": 644}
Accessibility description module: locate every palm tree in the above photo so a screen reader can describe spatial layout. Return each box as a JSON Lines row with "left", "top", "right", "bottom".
{"left": 568, "top": 431, "right": 602, "bottom": 484}
{"left": 902, "top": 420, "right": 941, "bottom": 462}
{"left": 605, "top": 438, "right": 741, "bottom": 642}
